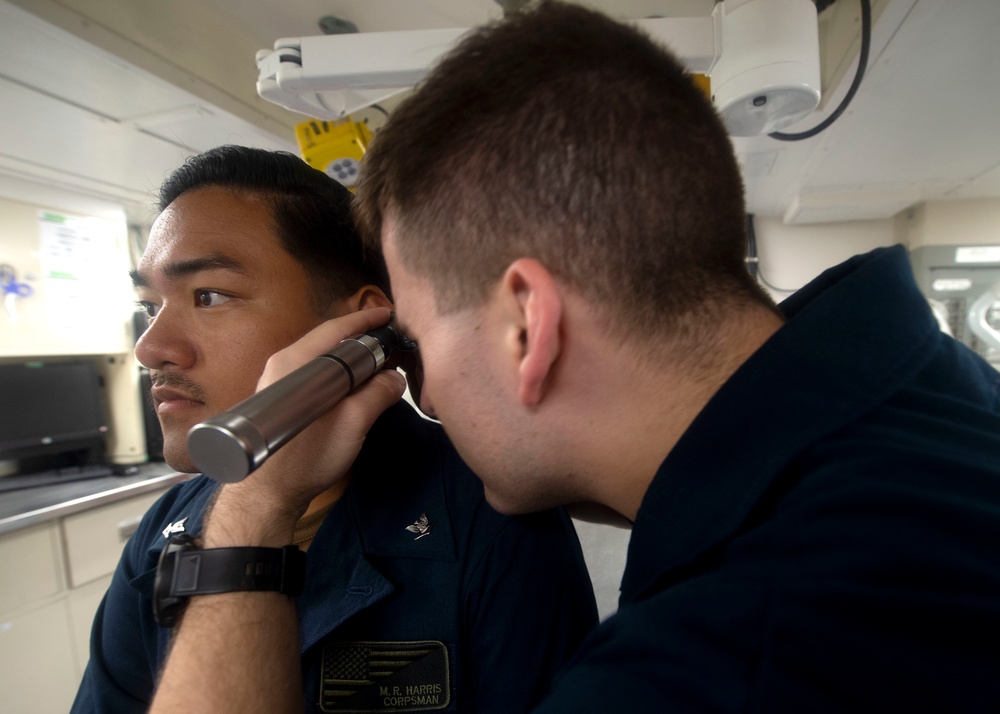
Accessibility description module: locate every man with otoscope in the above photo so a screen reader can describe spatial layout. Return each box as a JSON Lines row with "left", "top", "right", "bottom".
{"left": 150, "top": 2, "right": 1000, "bottom": 712}
{"left": 71, "top": 144, "right": 598, "bottom": 713}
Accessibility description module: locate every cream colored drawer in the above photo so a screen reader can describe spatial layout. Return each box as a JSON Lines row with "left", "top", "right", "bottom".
{"left": 62, "top": 488, "right": 167, "bottom": 588}
{"left": 0, "top": 522, "right": 62, "bottom": 613}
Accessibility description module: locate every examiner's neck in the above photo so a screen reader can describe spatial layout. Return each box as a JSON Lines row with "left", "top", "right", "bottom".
{"left": 584, "top": 306, "right": 785, "bottom": 522}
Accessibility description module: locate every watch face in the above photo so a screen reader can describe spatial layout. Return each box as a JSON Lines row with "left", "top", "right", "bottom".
{"left": 153, "top": 534, "right": 196, "bottom": 628}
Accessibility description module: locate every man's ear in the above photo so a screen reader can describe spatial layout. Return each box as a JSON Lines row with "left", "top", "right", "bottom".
{"left": 500, "top": 259, "right": 562, "bottom": 406}
{"left": 334, "top": 285, "right": 393, "bottom": 316}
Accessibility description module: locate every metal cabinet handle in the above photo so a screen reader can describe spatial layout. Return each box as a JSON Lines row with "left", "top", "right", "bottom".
{"left": 117, "top": 516, "right": 142, "bottom": 542}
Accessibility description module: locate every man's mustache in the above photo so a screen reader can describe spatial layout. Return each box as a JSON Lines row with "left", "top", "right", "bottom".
{"left": 148, "top": 371, "right": 209, "bottom": 403}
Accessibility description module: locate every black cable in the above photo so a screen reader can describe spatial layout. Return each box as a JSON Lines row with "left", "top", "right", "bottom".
{"left": 746, "top": 213, "right": 759, "bottom": 279}
{"left": 769, "top": 0, "right": 871, "bottom": 141}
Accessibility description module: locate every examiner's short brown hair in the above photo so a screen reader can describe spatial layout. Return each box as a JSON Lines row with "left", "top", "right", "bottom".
{"left": 356, "top": 1, "right": 774, "bottom": 346}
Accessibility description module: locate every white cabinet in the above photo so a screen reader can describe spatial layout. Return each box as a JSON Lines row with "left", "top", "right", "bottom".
{"left": 0, "top": 520, "right": 62, "bottom": 612}
{"left": 0, "top": 488, "right": 167, "bottom": 714}
{"left": 0, "top": 596, "right": 80, "bottom": 713}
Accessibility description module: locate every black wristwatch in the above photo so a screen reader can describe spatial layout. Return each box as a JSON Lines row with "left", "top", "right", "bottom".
{"left": 153, "top": 533, "right": 307, "bottom": 627}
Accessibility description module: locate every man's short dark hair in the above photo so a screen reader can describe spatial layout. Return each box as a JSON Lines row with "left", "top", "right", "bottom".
{"left": 160, "top": 144, "right": 389, "bottom": 312}
{"left": 356, "top": 1, "right": 775, "bottom": 355}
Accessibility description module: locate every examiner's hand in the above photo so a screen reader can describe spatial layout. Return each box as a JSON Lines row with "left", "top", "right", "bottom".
{"left": 204, "top": 307, "right": 407, "bottom": 548}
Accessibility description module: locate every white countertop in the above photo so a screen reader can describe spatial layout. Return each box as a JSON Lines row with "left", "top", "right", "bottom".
{"left": 0, "top": 463, "right": 194, "bottom": 535}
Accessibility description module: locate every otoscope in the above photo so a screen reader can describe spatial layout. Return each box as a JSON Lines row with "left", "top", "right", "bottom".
{"left": 187, "top": 323, "right": 416, "bottom": 483}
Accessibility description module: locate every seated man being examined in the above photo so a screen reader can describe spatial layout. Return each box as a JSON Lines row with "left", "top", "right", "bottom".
{"left": 71, "top": 145, "right": 598, "bottom": 714}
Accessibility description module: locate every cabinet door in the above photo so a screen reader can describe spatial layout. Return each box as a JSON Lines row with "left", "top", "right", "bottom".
{"left": 0, "top": 599, "right": 79, "bottom": 714}
{"left": 67, "top": 574, "right": 113, "bottom": 679}
{"left": 0, "top": 522, "right": 62, "bottom": 613}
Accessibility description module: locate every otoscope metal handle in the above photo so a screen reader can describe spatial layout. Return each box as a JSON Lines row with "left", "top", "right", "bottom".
{"left": 187, "top": 325, "right": 405, "bottom": 483}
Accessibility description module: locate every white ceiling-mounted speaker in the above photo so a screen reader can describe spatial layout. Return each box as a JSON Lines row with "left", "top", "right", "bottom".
{"left": 710, "top": 0, "right": 821, "bottom": 137}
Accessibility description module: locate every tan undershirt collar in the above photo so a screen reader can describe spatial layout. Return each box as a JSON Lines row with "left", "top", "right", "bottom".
{"left": 292, "top": 501, "right": 336, "bottom": 550}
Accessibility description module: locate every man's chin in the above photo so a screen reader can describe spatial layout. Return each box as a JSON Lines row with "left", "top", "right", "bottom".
{"left": 160, "top": 437, "right": 200, "bottom": 475}
{"left": 165, "top": 457, "right": 200, "bottom": 475}
{"left": 482, "top": 486, "right": 548, "bottom": 517}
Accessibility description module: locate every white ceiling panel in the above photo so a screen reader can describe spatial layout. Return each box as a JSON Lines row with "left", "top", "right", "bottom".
{"left": 0, "top": 77, "right": 188, "bottom": 204}
{"left": 0, "top": 0, "right": 297, "bottom": 221}
{"left": 802, "top": 0, "right": 1000, "bottom": 187}
{"left": 0, "top": 2, "right": 190, "bottom": 121}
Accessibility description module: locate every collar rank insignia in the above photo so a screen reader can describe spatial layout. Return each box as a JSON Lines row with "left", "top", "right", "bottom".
{"left": 405, "top": 513, "right": 433, "bottom": 540}
{"left": 161, "top": 517, "right": 188, "bottom": 539}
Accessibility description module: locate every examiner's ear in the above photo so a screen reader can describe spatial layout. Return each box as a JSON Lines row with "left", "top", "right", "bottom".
{"left": 500, "top": 259, "right": 562, "bottom": 406}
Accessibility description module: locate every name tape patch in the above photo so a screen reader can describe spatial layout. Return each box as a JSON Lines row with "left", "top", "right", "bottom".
{"left": 320, "top": 640, "right": 451, "bottom": 713}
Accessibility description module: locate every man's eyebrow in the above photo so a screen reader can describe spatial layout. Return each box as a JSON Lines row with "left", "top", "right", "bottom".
{"left": 129, "top": 269, "right": 148, "bottom": 288}
{"left": 130, "top": 254, "right": 249, "bottom": 288}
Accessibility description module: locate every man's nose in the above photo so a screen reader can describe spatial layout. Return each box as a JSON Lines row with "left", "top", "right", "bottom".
{"left": 134, "top": 307, "right": 196, "bottom": 371}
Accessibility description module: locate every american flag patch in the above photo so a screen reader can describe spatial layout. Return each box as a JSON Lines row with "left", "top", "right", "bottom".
{"left": 320, "top": 640, "right": 451, "bottom": 712}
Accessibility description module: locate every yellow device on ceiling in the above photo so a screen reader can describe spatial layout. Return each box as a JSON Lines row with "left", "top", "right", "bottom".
{"left": 294, "top": 117, "right": 373, "bottom": 190}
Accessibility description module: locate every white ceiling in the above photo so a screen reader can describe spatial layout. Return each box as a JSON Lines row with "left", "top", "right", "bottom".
{"left": 0, "top": 0, "right": 998, "bottom": 227}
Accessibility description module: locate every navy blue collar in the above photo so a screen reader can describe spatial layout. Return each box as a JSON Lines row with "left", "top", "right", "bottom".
{"left": 620, "top": 245, "right": 941, "bottom": 605}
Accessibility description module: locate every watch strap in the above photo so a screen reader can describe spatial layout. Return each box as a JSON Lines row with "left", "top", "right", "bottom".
{"left": 169, "top": 544, "right": 307, "bottom": 597}
{"left": 154, "top": 534, "right": 309, "bottom": 628}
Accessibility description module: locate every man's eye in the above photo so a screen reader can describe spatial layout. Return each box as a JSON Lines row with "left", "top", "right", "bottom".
{"left": 136, "top": 301, "right": 159, "bottom": 320}
{"left": 194, "top": 290, "right": 232, "bottom": 308}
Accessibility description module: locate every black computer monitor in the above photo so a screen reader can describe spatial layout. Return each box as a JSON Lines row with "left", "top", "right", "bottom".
{"left": 0, "top": 360, "right": 108, "bottom": 473}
